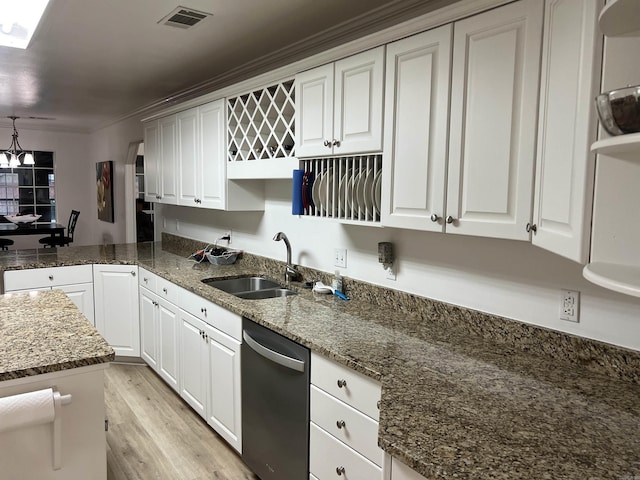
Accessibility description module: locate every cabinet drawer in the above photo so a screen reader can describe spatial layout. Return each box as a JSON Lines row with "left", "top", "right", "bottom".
{"left": 310, "top": 423, "right": 382, "bottom": 480}
{"left": 138, "top": 267, "right": 157, "bottom": 292}
{"left": 311, "top": 353, "right": 381, "bottom": 421}
{"left": 311, "top": 385, "right": 383, "bottom": 466}
{"left": 4, "top": 265, "right": 93, "bottom": 291}
{"left": 181, "top": 289, "right": 242, "bottom": 341}
{"left": 156, "top": 276, "right": 182, "bottom": 304}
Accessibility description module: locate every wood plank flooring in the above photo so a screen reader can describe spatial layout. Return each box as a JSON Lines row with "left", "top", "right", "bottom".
{"left": 105, "top": 363, "right": 258, "bottom": 480}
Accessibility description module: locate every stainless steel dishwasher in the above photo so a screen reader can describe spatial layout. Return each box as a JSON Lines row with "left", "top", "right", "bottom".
{"left": 241, "top": 317, "right": 310, "bottom": 480}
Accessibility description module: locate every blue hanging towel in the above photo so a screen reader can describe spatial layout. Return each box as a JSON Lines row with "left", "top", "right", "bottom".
{"left": 292, "top": 169, "right": 304, "bottom": 215}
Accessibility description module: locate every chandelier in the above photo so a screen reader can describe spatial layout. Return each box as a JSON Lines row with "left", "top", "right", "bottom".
{"left": 1, "top": 116, "right": 34, "bottom": 168}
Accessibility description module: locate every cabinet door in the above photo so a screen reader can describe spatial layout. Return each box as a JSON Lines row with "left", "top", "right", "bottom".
{"left": 532, "top": 0, "right": 603, "bottom": 262}
{"left": 295, "top": 63, "right": 334, "bottom": 157}
{"left": 447, "top": 0, "right": 543, "bottom": 240}
{"left": 177, "top": 107, "right": 200, "bottom": 207}
{"left": 198, "top": 99, "right": 227, "bottom": 210}
{"left": 58, "top": 283, "right": 95, "bottom": 326}
{"left": 158, "top": 297, "right": 179, "bottom": 392}
{"left": 93, "top": 265, "right": 140, "bottom": 357}
{"left": 205, "top": 324, "right": 241, "bottom": 453}
{"left": 391, "top": 457, "right": 427, "bottom": 480}
{"left": 179, "top": 310, "right": 207, "bottom": 418}
{"left": 143, "top": 121, "right": 160, "bottom": 202}
{"left": 382, "top": 26, "right": 452, "bottom": 231}
{"left": 334, "top": 47, "right": 385, "bottom": 155}
{"left": 139, "top": 286, "right": 158, "bottom": 371}
{"left": 159, "top": 115, "right": 178, "bottom": 204}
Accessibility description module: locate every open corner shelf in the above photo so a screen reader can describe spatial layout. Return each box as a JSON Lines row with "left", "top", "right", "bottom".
{"left": 591, "top": 132, "right": 640, "bottom": 161}
{"left": 599, "top": 0, "right": 640, "bottom": 38}
{"left": 583, "top": 262, "right": 640, "bottom": 298}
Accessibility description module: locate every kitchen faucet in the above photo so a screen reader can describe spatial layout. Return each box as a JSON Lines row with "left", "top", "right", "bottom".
{"left": 273, "top": 232, "right": 302, "bottom": 286}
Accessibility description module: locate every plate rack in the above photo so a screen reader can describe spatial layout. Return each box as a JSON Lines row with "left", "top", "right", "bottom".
{"left": 227, "top": 79, "right": 295, "bottom": 162}
{"left": 299, "top": 155, "right": 382, "bottom": 224}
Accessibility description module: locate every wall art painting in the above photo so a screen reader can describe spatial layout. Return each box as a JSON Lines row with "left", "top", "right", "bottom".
{"left": 97, "top": 160, "right": 114, "bottom": 223}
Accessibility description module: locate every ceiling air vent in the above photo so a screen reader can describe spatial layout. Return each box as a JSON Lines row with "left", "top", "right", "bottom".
{"left": 159, "top": 6, "right": 212, "bottom": 29}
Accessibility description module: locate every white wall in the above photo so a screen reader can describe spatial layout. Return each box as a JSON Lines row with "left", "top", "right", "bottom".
{"left": 0, "top": 126, "right": 93, "bottom": 249}
{"left": 158, "top": 179, "right": 640, "bottom": 352}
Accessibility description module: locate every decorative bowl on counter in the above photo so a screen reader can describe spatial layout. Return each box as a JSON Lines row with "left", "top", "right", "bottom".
{"left": 4, "top": 214, "right": 42, "bottom": 225}
{"left": 595, "top": 85, "right": 640, "bottom": 136}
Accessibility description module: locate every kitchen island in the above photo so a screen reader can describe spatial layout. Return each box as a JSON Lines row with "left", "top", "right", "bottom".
{"left": 0, "top": 289, "right": 114, "bottom": 480}
{"left": 1, "top": 241, "right": 639, "bottom": 479}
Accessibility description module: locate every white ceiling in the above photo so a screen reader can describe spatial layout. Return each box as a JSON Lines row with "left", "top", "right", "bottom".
{"left": 0, "top": 0, "right": 455, "bottom": 133}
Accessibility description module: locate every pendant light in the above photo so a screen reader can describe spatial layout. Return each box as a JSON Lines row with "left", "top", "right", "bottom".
{"left": 1, "top": 116, "right": 34, "bottom": 168}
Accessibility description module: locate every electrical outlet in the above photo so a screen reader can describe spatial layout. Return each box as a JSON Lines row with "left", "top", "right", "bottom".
{"left": 221, "top": 230, "right": 232, "bottom": 244}
{"left": 386, "top": 264, "right": 396, "bottom": 280}
{"left": 334, "top": 248, "right": 347, "bottom": 268}
{"left": 559, "top": 289, "right": 580, "bottom": 322}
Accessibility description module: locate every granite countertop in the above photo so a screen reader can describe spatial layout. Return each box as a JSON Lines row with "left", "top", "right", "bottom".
{"left": 1, "top": 243, "right": 639, "bottom": 479}
{"left": 0, "top": 289, "right": 115, "bottom": 381}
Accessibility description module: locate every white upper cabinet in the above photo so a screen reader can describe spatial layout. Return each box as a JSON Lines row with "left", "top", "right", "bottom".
{"left": 531, "top": 0, "right": 603, "bottom": 263}
{"left": 177, "top": 100, "right": 227, "bottom": 209}
{"left": 143, "top": 121, "right": 160, "bottom": 203}
{"left": 446, "top": 0, "right": 543, "bottom": 240}
{"left": 381, "top": 25, "right": 452, "bottom": 231}
{"left": 159, "top": 115, "right": 178, "bottom": 204}
{"left": 296, "top": 47, "right": 385, "bottom": 157}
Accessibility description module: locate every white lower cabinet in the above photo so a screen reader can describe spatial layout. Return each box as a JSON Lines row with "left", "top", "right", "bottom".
{"left": 309, "top": 352, "right": 384, "bottom": 479}
{"left": 3, "top": 265, "right": 95, "bottom": 324}
{"left": 93, "top": 264, "right": 140, "bottom": 357}
{"left": 178, "top": 294, "right": 242, "bottom": 453}
{"left": 391, "top": 458, "right": 428, "bottom": 480}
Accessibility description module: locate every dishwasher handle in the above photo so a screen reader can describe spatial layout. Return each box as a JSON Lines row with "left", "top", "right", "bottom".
{"left": 243, "top": 330, "right": 306, "bottom": 372}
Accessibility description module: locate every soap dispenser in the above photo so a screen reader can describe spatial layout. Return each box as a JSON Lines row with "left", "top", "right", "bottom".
{"left": 331, "top": 270, "right": 343, "bottom": 293}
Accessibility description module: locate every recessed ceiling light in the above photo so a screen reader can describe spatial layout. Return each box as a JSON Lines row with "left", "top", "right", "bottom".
{"left": 0, "top": 0, "right": 50, "bottom": 49}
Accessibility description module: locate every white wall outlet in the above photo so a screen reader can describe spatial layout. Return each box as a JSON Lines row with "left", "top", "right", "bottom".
{"left": 334, "top": 248, "right": 347, "bottom": 268}
{"left": 386, "top": 264, "right": 396, "bottom": 281}
{"left": 559, "top": 289, "right": 580, "bottom": 322}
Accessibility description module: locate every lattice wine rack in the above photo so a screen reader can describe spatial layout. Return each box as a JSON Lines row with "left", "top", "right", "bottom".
{"left": 227, "top": 80, "right": 295, "bottom": 162}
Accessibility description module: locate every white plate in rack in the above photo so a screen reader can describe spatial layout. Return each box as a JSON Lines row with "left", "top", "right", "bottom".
{"left": 324, "top": 168, "right": 335, "bottom": 215}
{"left": 312, "top": 170, "right": 323, "bottom": 211}
{"left": 355, "top": 169, "right": 369, "bottom": 218}
{"left": 373, "top": 170, "right": 382, "bottom": 215}
{"left": 362, "top": 169, "right": 375, "bottom": 218}
{"left": 351, "top": 170, "right": 364, "bottom": 216}
{"left": 338, "top": 169, "right": 351, "bottom": 217}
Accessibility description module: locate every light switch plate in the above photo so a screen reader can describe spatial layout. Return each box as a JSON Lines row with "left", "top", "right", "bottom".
{"left": 334, "top": 248, "right": 347, "bottom": 268}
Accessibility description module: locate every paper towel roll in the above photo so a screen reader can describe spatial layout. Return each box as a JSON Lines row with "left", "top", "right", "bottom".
{"left": 0, "top": 388, "right": 55, "bottom": 433}
{"left": 292, "top": 169, "right": 304, "bottom": 215}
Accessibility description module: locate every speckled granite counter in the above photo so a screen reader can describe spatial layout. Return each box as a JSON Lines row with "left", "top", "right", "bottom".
{"left": 0, "top": 289, "right": 114, "bottom": 381}
{"left": 1, "top": 242, "right": 639, "bottom": 479}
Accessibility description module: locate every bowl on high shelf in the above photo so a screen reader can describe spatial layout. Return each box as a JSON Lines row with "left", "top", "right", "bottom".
{"left": 4, "top": 214, "right": 42, "bottom": 226}
{"left": 595, "top": 85, "right": 640, "bottom": 136}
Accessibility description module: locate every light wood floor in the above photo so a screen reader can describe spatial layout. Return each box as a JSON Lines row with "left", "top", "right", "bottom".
{"left": 105, "top": 363, "right": 258, "bottom": 480}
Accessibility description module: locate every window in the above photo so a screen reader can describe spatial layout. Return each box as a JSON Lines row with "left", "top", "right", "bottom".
{"left": 0, "top": 151, "right": 56, "bottom": 222}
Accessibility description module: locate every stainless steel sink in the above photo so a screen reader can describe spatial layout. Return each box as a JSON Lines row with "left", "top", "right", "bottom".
{"left": 201, "top": 275, "right": 297, "bottom": 299}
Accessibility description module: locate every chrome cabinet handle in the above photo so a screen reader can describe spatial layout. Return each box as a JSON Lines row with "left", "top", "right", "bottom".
{"left": 131, "top": 271, "right": 136, "bottom": 276}
{"left": 336, "top": 420, "right": 346, "bottom": 429}
{"left": 332, "top": 139, "right": 341, "bottom": 147}
{"left": 526, "top": 222, "right": 537, "bottom": 233}
{"left": 377, "top": 400, "right": 381, "bottom": 409}
{"left": 337, "top": 379, "right": 347, "bottom": 388}
{"left": 323, "top": 140, "right": 331, "bottom": 147}
{"left": 200, "top": 307, "right": 207, "bottom": 315}
{"left": 143, "top": 277, "right": 148, "bottom": 283}
{"left": 430, "top": 213, "right": 440, "bottom": 222}
{"left": 162, "top": 287, "right": 167, "bottom": 294}
{"left": 336, "top": 466, "right": 345, "bottom": 476}
{"left": 446, "top": 215, "right": 456, "bottom": 224}
{"left": 48, "top": 275, "right": 54, "bottom": 281}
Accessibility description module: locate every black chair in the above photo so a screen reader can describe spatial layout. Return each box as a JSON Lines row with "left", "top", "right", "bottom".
{"left": 0, "top": 238, "right": 14, "bottom": 250}
{"left": 39, "top": 210, "right": 80, "bottom": 247}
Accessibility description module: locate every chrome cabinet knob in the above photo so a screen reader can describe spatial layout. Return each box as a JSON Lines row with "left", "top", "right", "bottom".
{"left": 332, "top": 139, "right": 341, "bottom": 147}
{"left": 337, "top": 379, "right": 347, "bottom": 388}
{"left": 163, "top": 287, "right": 167, "bottom": 294}
{"left": 526, "top": 222, "right": 537, "bottom": 233}
{"left": 336, "top": 466, "right": 345, "bottom": 476}
{"left": 200, "top": 307, "right": 207, "bottom": 315}
{"left": 430, "top": 213, "right": 440, "bottom": 222}
{"left": 446, "top": 215, "right": 456, "bottom": 224}
{"left": 48, "top": 275, "right": 54, "bottom": 281}
{"left": 336, "top": 420, "right": 346, "bottom": 429}
{"left": 377, "top": 400, "right": 381, "bottom": 410}
{"left": 143, "top": 277, "right": 148, "bottom": 283}
{"left": 131, "top": 271, "right": 136, "bottom": 276}
{"left": 323, "top": 140, "right": 331, "bottom": 147}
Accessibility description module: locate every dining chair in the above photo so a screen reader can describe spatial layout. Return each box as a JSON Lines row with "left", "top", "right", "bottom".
{"left": 0, "top": 238, "right": 14, "bottom": 250}
{"left": 39, "top": 210, "right": 80, "bottom": 247}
